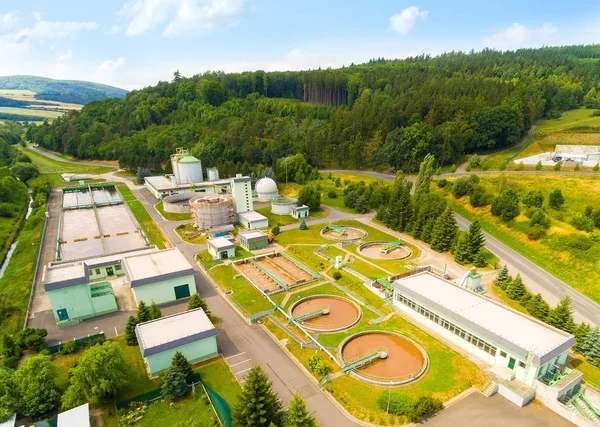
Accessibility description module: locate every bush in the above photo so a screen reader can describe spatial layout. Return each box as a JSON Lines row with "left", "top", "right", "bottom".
{"left": 554, "top": 162, "right": 561, "bottom": 171}
{"left": 590, "top": 232, "right": 600, "bottom": 243}
{"left": 546, "top": 109, "right": 561, "bottom": 119}
{"left": 408, "top": 396, "right": 443, "bottom": 423}
{"left": 332, "top": 271, "right": 342, "bottom": 280}
{"left": 530, "top": 210, "right": 550, "bottom": 229}
{"left": 469, "top": 186, "right": 491, "bottom": 207}
{"left": 271, "top": 225, "right": 280, "bottom": 236}
{"left": 535, "top": 161, "right": 542, "bottom": 170}
{"left": 491, "top": 189, "right": 520, "bottom": 221}
{"left": 377, "top": 392, "right": 414, "bottom": 416}
{"left": 527, "top": 225, "right": 547, "bottom": 241}
{"left": 567, "top": 235, "right": 593, "bottom": 251}
{"left": 468, "top": 154, "right": 482, "bottom": 169}
{"left": 549, "top": 189, "right": 565, "bottom": 210}
{"left": 61, "top": 340, "right": 78, "bottom": 355}
{"left": 452, "top": 175, "right": 479, "bottom": 199}
{"left": 571, "top": 215, "right": 594, "bottom": 232}
{"left": 522, "top": 190, "right": 544, "bottom": 208}
{"left": 307, "top": 355, "right": 330, "bottom": 377}
{"left": 18, "top": 328, "right": 48, "bottom": 351}
{"left": 592, "top": 110, "right": 600, "bottom": 117}
{"left": 436, "top": 179, "right": 448, "bottom": 188}
{"left": 327, "top": 190, "right": 337, "bottom": 199}
{"left": 3, "top": 356, "right": 18, "bottom": 370}
{"left": 0, "top": 203, "right": 14, "bottom": 218}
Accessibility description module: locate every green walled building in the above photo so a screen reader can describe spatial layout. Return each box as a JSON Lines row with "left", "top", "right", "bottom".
{"left": 206, "top": 236, "right": 236, "bottom": 260}
{"left": 43, "top": 247, "right": 197, "bottom": 326}
{"left": 136, "top": 308, "right": 218, "bottom": 376}
{"left": 239, "top": 230, "right": 269, "bottom": 251}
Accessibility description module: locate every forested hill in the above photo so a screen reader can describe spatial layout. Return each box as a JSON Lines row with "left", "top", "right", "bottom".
{"left": 27, "top": 45, "right": 600, "bottom": 174}
{"left": 0, "top": 76, "right": 128, "bottom": 105}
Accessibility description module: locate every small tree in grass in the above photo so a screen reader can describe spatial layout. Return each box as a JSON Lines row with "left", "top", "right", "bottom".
{"left": 307, "top": 355, "right": 330, "bottom": 377}
{"left": 285, "top": 393, "right": 316, "bottom": 427}
{"left": 125, "top": 316, "right": 139, "bottom": 346}
{"left": 573, "top": 323, "right": 591, "bottom": 353}
{"left": 232, "top": 365, "right": 283, "bottom": 427}
{"left": 507, "top": 274, "right": 526, "bottom": 300}
{"left": 546, "top": 296, "right": 575, "bottom": 334}
{"left": 549, "top": 189, "right": 565, "bottom": 210}
{"left": 187, "top": 294, "right": 211, "bottom": 317}
{"left": 554, "top": 162, "right": 561, "bottom": 171}
{"left": 299, "top": 219, "right": 307, "bottom": 230}
{"left": 535, "top": 161, "right": 542, "bottom": 170}
{"left": 137, "top": 301, "right": 151, "bottom": 323}
{"left": 149, "top": 300, "right": 162, "bottom": 320}
{"left": 408, "top": 396, "right": 443, "bottom": 423}
{"left": 271, "top": 225, "right": 281, "bottom": 235}
{"left": 162, "top": 365, "right": 188, "bottom": 400}
{"left": 494, "top": 266, "right": 509, "bottom": 290}
{"left": 473, "top": 250, "right": 488, "bottom": 268}
{"left": 171, "top": 351, "right": 193, "bottom": 379}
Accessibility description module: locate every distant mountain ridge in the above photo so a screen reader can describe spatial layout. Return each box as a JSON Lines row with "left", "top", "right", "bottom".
{"left": 0, "top": 75, "right": 128, "bottom": 105}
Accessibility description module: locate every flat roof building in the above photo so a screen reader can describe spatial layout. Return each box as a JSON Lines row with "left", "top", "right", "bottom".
{"left": 237, "top": 210, "right": 268, "bottom": 230}
{"left": 391, "top": 271, "right": 575, "bottom": 394}
{"left": 207, "top": 236, "right": 236, "bottom": 260}
{"left": 239, "top": 230, "right": 269, "bottom": 251}
{"left": 136, "top": 308, "right": 218, "bottom": 376}
{"left": 57, "top": 403, "right": 90, "bottom": 427}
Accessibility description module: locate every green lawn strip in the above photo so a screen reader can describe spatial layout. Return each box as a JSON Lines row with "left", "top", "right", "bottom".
{"left": 321, "top": 245, "right": 346, "bottom": 260}
{"left": 320, "top": 195, "right": 356, "bottom": 213}
{"left": 115, "top": 184, "right": 167, "bottom": 249}
{"left": 156, "top": 202, "right": 191, "bottom": 221}
{"left": 286, "top": 245, "right": 331, "bottom": 271}
{"left": 276, "top": 224, "right": 329, "bottom": 246}
{"left": 433, "top": 178, "right": 600, "bottom": 304}
{"left": 175, "top": 223, "right": 206, "bottom": 244}
{"left": 22, "top": 147, "right": 113, "bottom": 174}
{"left": 333, "top": 273, "right": 390, "bottom": 315}
{"left": 570, "top": 355, "right": 600, "bottom": 391}
{"left": 210, "top": 265, "right": 273, "bottom": 315}
{"left": 0, "top": 206, "right": 45, "bottom": 332}
{"left": 0, "top": 181, "right": 28, "bottom": 265}
{"left": 255, "top": 206, "right": 298, "bottom": 227}
{"left": 345, "top": 257, "right": 389, "bottom": 279}
{"left": 197, "top": 251, "right": 219, "bottom": 269}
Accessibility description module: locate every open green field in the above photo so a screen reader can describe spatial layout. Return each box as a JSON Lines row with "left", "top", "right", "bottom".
{"left": 22, "top": 147, "right": 113, "bottom": 175}
{"left": 175, "top": 223, "right": 206, "bottom": 244}
{"left": 434, "top": 174, "right": 600, "bottom": 303}
{"left": 256, "top": 206, "right": 299, "bottom": 227}
{"left": 0, "top": 89, "right": 36, "bottom": 97}
{"left": 0, "top": 180, "right": 28, "bottom": 267}
{"left": 209, "top": 265, "right": 274, "bottom": 315}
{"left": 0, "top": 107, "right": 63, "bottom": 118}
{"left": 116, "top": 184, "right": 168, "bottom": 249}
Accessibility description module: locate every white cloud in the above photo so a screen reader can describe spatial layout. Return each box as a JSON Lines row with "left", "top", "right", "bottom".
{"left": 482, "top": 22, "right": 557, "bottom": 50}
{"left": 118, "top": 0, "right": 244, "bottom": 37}
{"left": 0, "top": 11, "right": 18, "bottom": 35}
{"left": 390, "top": 6, "right": 428, "bottom": 35}
{"left": 0, "top": 16, "right": 96, "bottom": 48}
{"left": 57, "top": 49, "right": 73, "bottom": 63}
{"left": 99, "top": 57, "right": 126, "bottom": 72}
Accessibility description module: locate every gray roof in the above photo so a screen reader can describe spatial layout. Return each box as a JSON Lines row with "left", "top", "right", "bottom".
{"left": 392, "top": 272, "right": 576, "bottom": 366}
{"left": 207, "top": 237, "right": 235, "bottom": 251}
{"left": 240, "top": 231, "right": 268, "bottom": 243}
{"left": 122, "top": 249, "right": 195, "bottom": 288}
{"left": 292, "top": 205, "right": 309, "bottom": 211}
{"left": 136, "top": 308, "right": 218, "bottom": 357}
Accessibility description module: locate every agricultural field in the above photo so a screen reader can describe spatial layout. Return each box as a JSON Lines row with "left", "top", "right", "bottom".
{"left": 434, "top": 174, "right": 600, "bottom": 303}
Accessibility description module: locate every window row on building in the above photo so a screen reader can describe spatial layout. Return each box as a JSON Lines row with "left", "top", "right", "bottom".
{"left": 395, "top": 293, "right": 498, "bottom": 356}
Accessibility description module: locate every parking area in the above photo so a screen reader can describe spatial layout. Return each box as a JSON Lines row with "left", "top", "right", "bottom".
{"left": 424, "top": 392, "right": 574, "bottom": 427}
{"left": 225, "top": 352, "right": 254, "bottom": 385}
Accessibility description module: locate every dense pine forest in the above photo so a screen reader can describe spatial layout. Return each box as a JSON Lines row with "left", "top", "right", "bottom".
{"left": 27, "top": 45, "right": 600, "bottom": 174}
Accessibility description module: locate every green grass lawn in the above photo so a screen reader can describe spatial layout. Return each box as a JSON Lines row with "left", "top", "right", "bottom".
{"left": 433, "top": 174, "right": 600, "bottom": 304}
{"left": 0, "top": 180, "right": 28, "bottom": 267}
{"left": 570, "top": 355, "right": 600, "bottom": 391}
{"left": 286, "top": 245, "right": 331, "bottom": 271}
{"left": 22, "top": 146, "right": 113, "bottom": 174}
{"left": 332, "top": 271, "right": 390, "bottom": 315}
{"left": 210, "top": 265, "right": 274, "bottom": 315}
{"left": 175, "top": 223, "right": 206, "bottom": 244}
{"left": 155, "top": 202, "right": 191, "bottom": 221}
{"left": 116, "top": 184, "right": 168, "bottom": 249}
{"left": 255, "top": 206, "right": 298, "bottom": 227}
{"left": 321, "top": 245, "right": 346, "bottom": 260}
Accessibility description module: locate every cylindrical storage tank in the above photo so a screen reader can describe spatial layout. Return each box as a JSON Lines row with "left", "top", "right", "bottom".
{"left": 163, "top": 193, "right": 195, "bottom": 214}
{"left": 271, "top": 197, "right": 298, "bottom": 215}
{"left": 177, "top": 155, "right": 203, "bottom": 183}
{"left": 256, "top": 177, "right": 278, "bottom": 202}
{"left": 190, "top": 194, "right": 236, "bottom": 230}
{"left": 207, "top": 168, "right": 219, "bottom": 181}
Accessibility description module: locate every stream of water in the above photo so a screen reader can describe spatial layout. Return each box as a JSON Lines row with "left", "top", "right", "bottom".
{"left": 0, "top": 190, "right": 34, "bottom": 279}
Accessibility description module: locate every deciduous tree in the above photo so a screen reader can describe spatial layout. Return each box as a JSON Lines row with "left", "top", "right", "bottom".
{"left": 13, "top": 355, "right": 60, "bottom": 418}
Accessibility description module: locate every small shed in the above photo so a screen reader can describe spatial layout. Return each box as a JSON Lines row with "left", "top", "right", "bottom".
{"left": 57, "top": 403, "right": 90, "bottom": 427}
{"left": 291, "top": 205, "right": 309, "bottom": 219}
{"left": 237, "top": 211, "right": 269, "bottom": 230}
{"left": 136, "top": 308, "right": 218, "bottom": 376}
{"left": 239, "top": 231, "right": 269, "bottom": 251}
{"left": 207, "top": 236, "right": 236, "bottom": 260}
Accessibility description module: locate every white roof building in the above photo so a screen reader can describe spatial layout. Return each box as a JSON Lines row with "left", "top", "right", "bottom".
{"left": 255, "top": 177, "right": 278, "bottom": 201}
{"left": 122, "top": 249, "right": 195, "bottom": 288}
{"left": 57, "top": 403, "right": 90, "bottom": 427}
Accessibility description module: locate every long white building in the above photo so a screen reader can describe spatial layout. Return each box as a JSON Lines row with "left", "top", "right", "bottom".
{"left": 391, "top": 271, "right": 576, "bottom": 391}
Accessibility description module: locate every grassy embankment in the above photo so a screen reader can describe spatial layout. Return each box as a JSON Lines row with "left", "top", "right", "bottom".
{"left": 433, "top": 174, "right": 600, "bottom": 303}
{"left": 175, "top": 223, "right": 207, "bottom": 244}
{"left": 155, "top": 202, "right": 191, "bottom": 221}
{"left": 115, "top": 184, "right": 168, "bottom": 250}
{"left": 0, "top": 178, "right": 28, "bottom": 267}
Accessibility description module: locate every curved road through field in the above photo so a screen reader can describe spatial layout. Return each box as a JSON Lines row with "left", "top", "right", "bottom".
{"left": 323, "top": 169, "right": 600, "bottom": 325}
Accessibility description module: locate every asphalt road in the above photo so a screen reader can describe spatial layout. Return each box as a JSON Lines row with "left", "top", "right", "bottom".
{"left": 27, "top": 145, "right": 118, "bottom": 169}
{"left": 323, "top": 169, "right": 600, "bottom": 325}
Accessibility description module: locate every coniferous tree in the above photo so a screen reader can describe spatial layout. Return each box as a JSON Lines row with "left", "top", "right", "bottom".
{"left": 299, "top": 219, "right": 307, "bottom": 230}
{"left": 171, "top": 351, "right": 193, "bottom": 379}
{"left": 526, "top": 294, "right": 550, "bottom": 320}
{"left": 507, "top": 274, "right": 526, "bottom": 300}
{"left": 161, "top": 366, "right": 188, "bottom": 400}
{"left": 414, "top": 154, "right": 435, "bottom": 204}
{"left": 149, "top": 300, "right": 162, "bottom": 320}
{"left": 137, "top": 301, "right": 151, "bottom": 323}
{"left": 232, "top": 366, "right": 283, "bottom": 427}
{"left": 582, "top": 326, "right": 600, "bottom": 366}
{"left": 466, "top": 220, "right": 485, "bottom": 261}
{"left": 573, "top": 323, "right": 591, "bottom": 353}
{"left": 519, "top": 292, "right": 532, "bottom": 307}
{"left": 125, "top": 316, "right": 139, "bottom": 346}
{"left": 187, "top": 294, "right": 211, "bottom": 317}
{"left": 453, "top": 233, "right": 470, "bottom": 264}
{"left": 421, "top": 217, "right": 436, "bottom": 243}
{"left": 473, "top": 250, "right": 487, "bottom": 267}
{"left": 382, "top": 172, "right": 413, "bottom": 231}
{"left": 430, "top": 208, "right": 457, "bottom": 252}
{"left": 494, "top": 265, "right": 509, "bottom": 289}
{"left": 549, "top": 189, "right": 565, "bottom": 210}
{"left": 285, "top": 393, "right": 316, "bottom": 427}
{"left": 546, "top": 296, "right": 575, "bottom": 334}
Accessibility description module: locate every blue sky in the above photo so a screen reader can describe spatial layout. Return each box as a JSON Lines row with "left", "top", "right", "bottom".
{"left": 1, "top": 0, "right": 598, "bottom": 90}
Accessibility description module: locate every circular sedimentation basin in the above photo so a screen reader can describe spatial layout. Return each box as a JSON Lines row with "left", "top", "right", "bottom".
{"left": 339, "top": 331, "right": 428, "bottom": 385}
{"left": 320, "top": 226, "right": 367, "bottom": 241}
{"left": 358, "top": 241, "right": 412, "bottom": 261}
{"left": 290, "top": 295, "right": 361, "bottom": 332}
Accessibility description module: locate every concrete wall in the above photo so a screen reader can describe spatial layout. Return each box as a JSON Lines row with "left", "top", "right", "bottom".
{"left": 132, "top": 274, "right": 197, "bottom": 306}
{"left": 232, "top": 180, "right": 253, "bottom": 213}
{"left": 87, "top": 263, "right": 124, "bottom": 281}
{"left": 498, "top": 383, "right": 535, "bottom": 407}
{"left": 146, "top": 335, "right": 218, "bottom": 376}
{"left": 47, "top": 283, "right": 118, "bottom": 322}
{"left": 208, "top": 246, "right": 236, "bottom": 260}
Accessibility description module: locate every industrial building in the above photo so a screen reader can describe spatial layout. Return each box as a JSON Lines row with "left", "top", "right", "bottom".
{"left": 190, "top": 194, "right": 236, "bottom": 231}
{"left": 515, "top": 144, "right": 600, "bottom": 167}
{"left": 136, "top": 308, "right": 218, "bottom": 376}
{"left": 43, "top": 247, "right": 196, "bottom": 325}
{"left": 392, "top": 271, "right": 576, "bottom": 405}
{"left": 238, "top": 211, "right": 269, "bottom": 230}
{"left": 239, "top": 231, "right": 269, "bottom": 251}
{"left": 207, "top": 236, "right": 236, "bottom": 260}
{"left": 291, "top": 205, "right": 309, "bottom": 219}
{"left": 255, "top": 177, "right": 279, "bottom": 201}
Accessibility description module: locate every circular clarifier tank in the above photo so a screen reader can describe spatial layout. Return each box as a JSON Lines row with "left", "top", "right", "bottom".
{"left": 320, "top": 226, "right": 367, "bottom": 241}
{"left": 340, "top": 331, "right": 428, "bottom": 385}
{"left": 290, "top": 295, "right": 361, "bottom": 332}
{"left": 358, "top": 241, "right": 412, "bottom": 261}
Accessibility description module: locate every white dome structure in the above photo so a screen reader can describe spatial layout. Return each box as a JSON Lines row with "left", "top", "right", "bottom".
{"left": 255, "top": 177, "right": 278, "bottom": 202}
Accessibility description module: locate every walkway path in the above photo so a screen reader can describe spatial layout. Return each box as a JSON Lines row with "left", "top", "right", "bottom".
{"left": 322, "top": 170, "right": 600, "bottom": 324}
